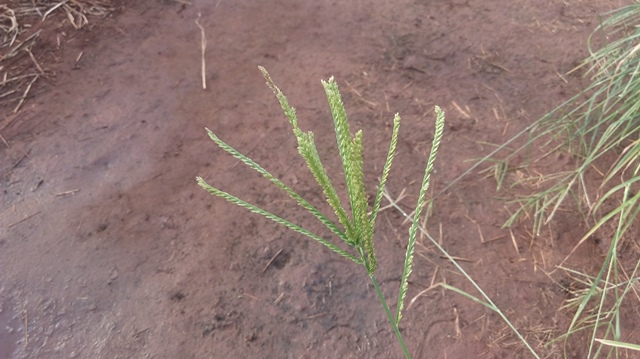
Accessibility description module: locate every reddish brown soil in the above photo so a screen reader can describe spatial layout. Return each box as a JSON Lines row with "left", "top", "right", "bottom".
{"left": 1, "top": 1, "right": 637, "bottom": 358}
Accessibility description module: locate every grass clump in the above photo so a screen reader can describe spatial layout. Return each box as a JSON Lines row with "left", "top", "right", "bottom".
{"left": 197, "top": 67, "right": 444, "bottom": 358}
{"left": 451, "top": 3, "right": 640, "bottom": 357}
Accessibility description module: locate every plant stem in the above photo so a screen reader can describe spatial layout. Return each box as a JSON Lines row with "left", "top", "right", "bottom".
{"left": 369, "top": 273, "right": 411, "bottom": 359}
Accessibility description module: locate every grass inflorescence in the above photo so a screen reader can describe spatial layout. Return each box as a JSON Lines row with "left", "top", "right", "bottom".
{"left": 198, "top": 67, "right": 444, "bottom": 358}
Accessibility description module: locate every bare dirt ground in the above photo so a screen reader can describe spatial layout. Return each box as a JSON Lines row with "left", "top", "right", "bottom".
{"left": 1, "top": 1, "right": 637, "bottom": 358}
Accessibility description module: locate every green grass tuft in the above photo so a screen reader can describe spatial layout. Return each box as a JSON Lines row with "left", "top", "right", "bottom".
{"left": 437, "top": 3, "right": 640, "bottom": 357}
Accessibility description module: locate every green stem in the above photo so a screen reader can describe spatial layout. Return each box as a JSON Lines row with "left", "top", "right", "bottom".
{"left": 369, "top": 273, "right": 411, "bottom": 359}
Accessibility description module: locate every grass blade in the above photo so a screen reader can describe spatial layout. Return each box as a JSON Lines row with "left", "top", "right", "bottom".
{"left": 386, "top": 196, "right": 541, "bottom": 359}
{"left": 595, "top": 338, "right": 640, "bottom": 351}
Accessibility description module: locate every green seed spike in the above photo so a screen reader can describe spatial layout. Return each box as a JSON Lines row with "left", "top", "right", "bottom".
{"left": 350, "top": 130, "right": 376, "bottom": 271}
{"left": 349, "top": 131, "right": 367, "bottom": 239}
{"left": 260, "top": 66, "right": 300, "bottom": 132}
{"left": 322, "top": 78, "right": 362, "bottom": 243}
{"left": 370, "top": 113, "right": 401, "bottom": 227}
{"left": 203, "top": 128, "right": 348, "bottom": 243}
{"left": 260, "top": 67, "right": 355, "bottom": 245}
{"left": 396, "top": 106, "right": 445, "bottom": 325}
{"left": 297, "top": 130, "right": 356, "bottom": 245}
{"left": 322, "top": 77, "right": 353, "bottom": 181}
{"left": 197, "top": 177, "right": 362, "bottom": 265}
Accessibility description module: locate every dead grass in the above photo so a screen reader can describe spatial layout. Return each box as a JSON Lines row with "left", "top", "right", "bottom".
{"left": 0, "top": 1, "right": 113, "bottom": 115}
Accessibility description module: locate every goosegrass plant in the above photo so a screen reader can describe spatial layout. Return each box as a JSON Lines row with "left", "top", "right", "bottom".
{"left": 439, "top": 3, "right": 640, "bottom": 358}
{"left": 197, "top": 67, "right": 444, "bottom": 358}
{"left": 198, "top": 68, "right": 543, "bottom": 358}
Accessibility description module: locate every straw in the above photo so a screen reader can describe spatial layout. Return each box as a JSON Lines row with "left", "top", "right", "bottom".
{"left": 0, "top": 1, "right": 113, "bottom": 118}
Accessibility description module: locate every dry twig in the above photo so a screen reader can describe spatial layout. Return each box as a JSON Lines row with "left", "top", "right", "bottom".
{"left": 195, "top": 12, "right": 207, "bottom": 90}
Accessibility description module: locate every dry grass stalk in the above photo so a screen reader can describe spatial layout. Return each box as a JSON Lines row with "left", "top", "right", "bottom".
{"left": 195, "top": 13, "right": 207, "bottom": 90}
